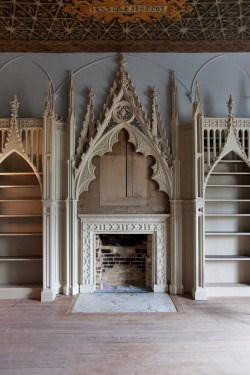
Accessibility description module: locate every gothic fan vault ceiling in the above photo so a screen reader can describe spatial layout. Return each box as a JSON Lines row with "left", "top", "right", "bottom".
{"left": 0, "top": 0, "right": 249, "bottom": 52}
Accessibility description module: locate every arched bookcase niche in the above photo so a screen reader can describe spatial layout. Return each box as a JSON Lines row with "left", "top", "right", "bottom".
{"left": 204, "top": 151, "right": 250, "bottom": 296}
{"left": 0, "top": 151, "right": 43, "bottom": 299}
{"left": 0, "top": 96, "right": 44, "bottom": 299}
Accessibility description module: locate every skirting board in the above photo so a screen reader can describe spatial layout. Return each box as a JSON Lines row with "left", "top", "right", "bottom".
{"left": 0, "top": 286, "right": 42, "bottom": 299}
{"left": 206, "top": 285, "right": 250, "bottom": 297}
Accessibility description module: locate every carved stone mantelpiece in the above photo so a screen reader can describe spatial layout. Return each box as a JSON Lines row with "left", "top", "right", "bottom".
{"left": 79, "top": 214, "right": 169, "bottom": 293}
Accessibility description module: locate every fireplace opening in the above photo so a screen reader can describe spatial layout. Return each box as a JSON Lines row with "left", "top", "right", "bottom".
{"left": 95, "top": 234, "right": 153, "bottom": 293}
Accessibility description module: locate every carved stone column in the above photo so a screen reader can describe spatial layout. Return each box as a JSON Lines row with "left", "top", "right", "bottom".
{"left": 41, "top": 200, "right": 58, "bottom": 302}
{"left": 169, "top": 199, "right": 184, "bottom": 294}
{"left": 191, "top": 85, "right": 207, "bottom": 300}
{"left": 64, "top": 199, "right": 79, "bottom": 295}
{"left": 192, "top": 200, "right": 207, "bottom": 300}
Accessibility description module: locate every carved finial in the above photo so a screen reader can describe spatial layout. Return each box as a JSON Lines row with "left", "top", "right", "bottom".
{"left": 192, "top": 80, "right": 203, "bottom": 116}
{"left": 88, "top": 87, "right": 95, "bottom": 100}
{"left": 75, "top": 87, "right": 96, "bottom": 164}
{"left": 152, "top": 87, "right": 159, "bottom": 101}
{"left": 194, "top": 81, "right": 201, "bottom": 104}
{"left": 171, "top": 70, "right": 178, "bottom": 124}
{"left": 152, "top": 87, "right": 158, "bottom": 137}
{"left": 119, "top": 53, "right": 128, "bottom": 88}
{"left": 10, "top": 95, "right": 20, "bottom": 119}
{"left": 227, "top": 94, "right": 236, "bottom": 120}
{"left": 44, "top": 81, "right": 54, "bottom": 116}
{"left": 119, "top": 53, "right": 127, "bottom": 69}
{"left": 47, "top": 81, "right": 53, "bottom": 105}
{"left": 10, "top": 95, "right": 20, "bottom": 130}
{"left": 69, "top": 71, "right": 75, "bottom": 110}
{"left": 173, "top": 70, "right": 176, "bottom": 85}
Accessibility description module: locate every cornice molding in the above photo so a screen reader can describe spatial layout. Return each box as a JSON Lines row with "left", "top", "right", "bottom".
{"left": 0, "top": 40, "right": 250, "bottom": 53}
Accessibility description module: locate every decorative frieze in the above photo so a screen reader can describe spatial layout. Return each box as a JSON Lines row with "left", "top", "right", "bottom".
{"left": 54, "top": 121, "right": 67, "bottom": 132}
{"left": 202, "top": 118, "right": 228, "bottom": 129}
{"left": 19, "top": 119, "right": 43, "bottom": 128}
{"left": 0, "top": 119, "right": 11, "bottom": 128}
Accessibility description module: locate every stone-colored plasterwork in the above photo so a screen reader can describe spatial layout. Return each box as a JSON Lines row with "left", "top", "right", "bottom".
{"left": 18, "top": 119, "right": 43, "bottom": 128}
{"left": 113, "top": 101, "right": 134, "bottom": 123}
{"left": 79, "top": 214, "right": 169, "bottom": 289}
{"left": 54, "top": 122, "right": 67, "bottom": 132}
{"left": 0, "top": 119, "right": 11, "bottom": 128}
{"left": 0, "top": 97, "right": 43, "bottom": 190}
{"left": 235, "top": 119, "right": 250, "bottom": 128}
{"left": 75, "top": 54, "right": 173, "bottom": 200}
{"left": 202, "top": 97, "right": 250, "bottom": 185}
{"left": 179, "top": 122, "right": 192, "bottom": 131}
{"left": 202, "top": 118, "right": 228, "bottom": 129}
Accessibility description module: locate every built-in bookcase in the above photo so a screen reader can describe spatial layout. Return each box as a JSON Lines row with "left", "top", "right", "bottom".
{"left": 0, "top": 152, "right": 43, "bottom": 298}
{"left": 205, "top": 152, "right": 250, "bottom": 296}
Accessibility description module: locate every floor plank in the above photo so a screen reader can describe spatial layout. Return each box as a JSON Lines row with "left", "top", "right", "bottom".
{"left": 0, "top": 294, "right": 250, "bottom": 375}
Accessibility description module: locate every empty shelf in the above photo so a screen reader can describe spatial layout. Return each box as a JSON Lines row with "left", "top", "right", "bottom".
{"left": 0, "top": 232, "right": 43, "bottom": 236}
{"left": 205, "top": 213, "right": 250, "bottom": 217}
{"left": 206, "top": 255, "right": 250, "bottom": 260}
{"left": 0, "top": 256, "right": 42, "bottom": 261}
{"left": 211, "top": 172, "right": 250, "bottom": 175}
{"left": 205, "top": 232, "right": 250, "bottom": 236}
{"left": 206, "top": 185, "right": 250, "bottom": 188}
{"left": 0, "top": 172, "right": 41, "bottom": 176}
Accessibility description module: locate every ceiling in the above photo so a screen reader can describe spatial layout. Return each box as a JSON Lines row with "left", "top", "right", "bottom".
{"left": 0, "top": 0, "right": 249, "bottom": 52}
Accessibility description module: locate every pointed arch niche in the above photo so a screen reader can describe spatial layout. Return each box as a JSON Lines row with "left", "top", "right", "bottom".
{"left": 79, "top": 128, "right": 170, "bottom": 214}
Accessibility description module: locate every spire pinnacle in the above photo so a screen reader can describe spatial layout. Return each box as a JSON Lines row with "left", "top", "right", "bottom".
{"left": 192, "top": 80, "right": 203, "bottom": 116}
{"left": 44, "top": 81, "right": 54, "bottom": 116}
{"left": 227, "top": 94, "right": 236, "bottom": 120}
{"left": 10, "top": 95, "right": 20, "bottom": 120}
{"left": 119, "top": 53, "right": 127, "bottom": 69}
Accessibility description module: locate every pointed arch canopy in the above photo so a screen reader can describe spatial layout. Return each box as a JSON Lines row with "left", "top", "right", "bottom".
{"left": 74, "top": 54, "right": 173, "bottom": 201}
{"left": 204, "top": 119, "right": 250, "bottom": 187}
{"left": 75, "top": 122, "right": 173, "bottom": 200}
{"left": 0, "top": 96, "right": 43, "bottom": 191}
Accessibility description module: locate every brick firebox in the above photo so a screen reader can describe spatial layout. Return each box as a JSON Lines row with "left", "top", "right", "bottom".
{"left": 95, "top": 234, "right": 152, "bottom": 291}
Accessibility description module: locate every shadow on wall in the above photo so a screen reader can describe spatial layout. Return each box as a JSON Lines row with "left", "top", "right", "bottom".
{"left": 195, "top": 55, "right": 250, "bottom": 118}
{"left": 0, "top": 57, "right": 49, "bottom": 118}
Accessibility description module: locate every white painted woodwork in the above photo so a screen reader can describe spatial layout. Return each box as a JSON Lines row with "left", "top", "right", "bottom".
{"left": 0, "top": 54, "right": 249, "bottom": 300}
{"left": 0, "top": 97, "right": 43, "bottom": 299}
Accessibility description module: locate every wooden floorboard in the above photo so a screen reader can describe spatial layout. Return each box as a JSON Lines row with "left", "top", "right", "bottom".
{"left": 0, "top": 294, "right": 250, "bottom": 375}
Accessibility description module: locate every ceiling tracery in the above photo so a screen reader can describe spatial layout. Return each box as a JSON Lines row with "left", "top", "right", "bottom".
{"left": 0, "top": 0, "right": 249, "bottom": 52}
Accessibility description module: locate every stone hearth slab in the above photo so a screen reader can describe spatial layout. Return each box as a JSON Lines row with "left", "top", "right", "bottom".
{"left": 72, "top": 293, "right": 177, "bottom": 313}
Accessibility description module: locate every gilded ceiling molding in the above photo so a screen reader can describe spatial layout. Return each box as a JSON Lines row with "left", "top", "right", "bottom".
{"left": 64, "top": 0, "right": 193, "bottom": 24}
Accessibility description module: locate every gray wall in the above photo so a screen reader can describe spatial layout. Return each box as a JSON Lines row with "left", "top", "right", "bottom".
{"left": 0, "top": 52, "right": 249, "bottom": 142}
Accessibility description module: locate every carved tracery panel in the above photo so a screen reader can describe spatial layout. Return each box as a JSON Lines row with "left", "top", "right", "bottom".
{"left": 74, "top": 54, "right": 173, "bottom": 201}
